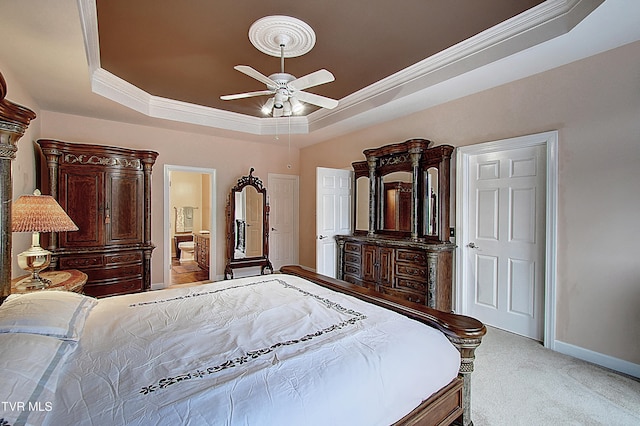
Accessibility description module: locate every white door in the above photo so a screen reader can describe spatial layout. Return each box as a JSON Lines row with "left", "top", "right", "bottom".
{"left": 268, "top": 174, "right": 299, "bottom": 271}
{"left": 463, "top": 143, "right": 546, "bottom": 340}
{"left": 316, "top": 167, "right": 353, "bottom": 278}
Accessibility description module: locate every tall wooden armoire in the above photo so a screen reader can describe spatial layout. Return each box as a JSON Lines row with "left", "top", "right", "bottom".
{"left": 36, "top": 139, "right": 158, "bottom": 298}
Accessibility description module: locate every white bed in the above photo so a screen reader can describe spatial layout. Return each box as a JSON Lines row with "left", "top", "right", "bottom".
{"left": 0, "top": 270, "right": 482, "bottom": 426}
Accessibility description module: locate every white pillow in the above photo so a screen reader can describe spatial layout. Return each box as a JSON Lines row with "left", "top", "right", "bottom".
{"left": 0, "top": 291, "right": 97, "bottom": 341}
{"left": 0, "top": 333, "right": 75, "bottom": 425}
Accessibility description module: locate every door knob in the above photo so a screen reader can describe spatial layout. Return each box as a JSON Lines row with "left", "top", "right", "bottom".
{"left": 467, "top": 242, "right": 479, "bottom": 249}
{"left": 318, "top": 235, "right": 327, "bottom": 240}
{"left": 271, "top": 227, "right": 277, "bottom": 231}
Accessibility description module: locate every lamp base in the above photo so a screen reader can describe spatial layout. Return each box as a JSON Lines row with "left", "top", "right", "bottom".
{"left": 17, "top": 246, "right": 52, "bottom": 291}
{"left": 14, "top": 274, "right": 52, "bottom": 291}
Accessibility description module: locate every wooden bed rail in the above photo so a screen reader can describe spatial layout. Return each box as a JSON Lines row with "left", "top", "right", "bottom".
{"left": 280, "top": 265, "right": 486, "bottom": 426}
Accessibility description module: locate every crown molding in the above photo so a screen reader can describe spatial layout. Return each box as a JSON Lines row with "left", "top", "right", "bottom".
{"left": 306, "top": 0, "right": 603, "bottom": 131}
{"left": 79, "top": 0, "right": 603, "bottom": 136}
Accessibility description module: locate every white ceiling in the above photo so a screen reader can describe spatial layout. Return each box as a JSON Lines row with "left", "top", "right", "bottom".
{"left": 1, "top": 0, "right": 639, "bottom": 147}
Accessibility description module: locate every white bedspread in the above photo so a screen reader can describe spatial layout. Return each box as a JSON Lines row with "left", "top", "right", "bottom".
{"left": 46, "top": 274, "right": 460, "bottom": 425}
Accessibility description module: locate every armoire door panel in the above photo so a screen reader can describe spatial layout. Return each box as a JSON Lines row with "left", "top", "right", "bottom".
{"left": 58, "top": 169, "right": 104, "bottom": 247}
{"left": 362, "top": 245, "right": 377, "bottom": 282}
{"left": 378, "top": 247, "right": 394, "bottom": 287}
{"left": 106, "top": 172, "right": 144, "bottom": 245}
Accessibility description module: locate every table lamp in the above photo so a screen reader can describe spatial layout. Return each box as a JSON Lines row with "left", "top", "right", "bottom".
{"left": 11, "top": 190, "right": 79, "bottom": 290}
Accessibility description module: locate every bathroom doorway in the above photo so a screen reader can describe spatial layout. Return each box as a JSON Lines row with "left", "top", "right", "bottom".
{"left": 164, "top": 165, "right": 216, "bottom": 287}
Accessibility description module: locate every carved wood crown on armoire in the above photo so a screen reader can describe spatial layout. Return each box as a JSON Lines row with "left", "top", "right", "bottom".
{"left": 336, "top": 139, "right": 456, "bottom": 311}
{"left": 36, "top": 140, "right": 158, "bottom": 298}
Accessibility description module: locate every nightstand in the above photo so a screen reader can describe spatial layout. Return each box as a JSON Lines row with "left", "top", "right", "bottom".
{"left": 11, "top": 269, "right": 88, "bottom": 294}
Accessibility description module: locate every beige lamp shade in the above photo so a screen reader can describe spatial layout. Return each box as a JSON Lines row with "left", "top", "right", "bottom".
{"left": 12, "top": 190, "right": 78, "bottom": 233}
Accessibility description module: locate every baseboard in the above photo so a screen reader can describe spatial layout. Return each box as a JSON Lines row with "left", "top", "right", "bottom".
{"left": 554, "top": 340, "right": 640, "bottom": 379}
{"left": 151, "top": 282, "right": 166, "bottom": 290}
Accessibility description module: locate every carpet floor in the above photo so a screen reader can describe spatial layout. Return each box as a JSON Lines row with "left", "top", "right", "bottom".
{"left": 472, "top": 326, "right": 640, "bottom": 425}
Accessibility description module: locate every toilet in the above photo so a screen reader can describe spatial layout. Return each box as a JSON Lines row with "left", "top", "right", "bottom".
{"left": 178, "top": 241, "right": 195, "bottom": 263}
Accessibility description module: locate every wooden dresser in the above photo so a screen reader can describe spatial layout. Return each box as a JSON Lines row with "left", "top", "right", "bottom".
{"left": 336, "top": 139, "right": 455, "bottom": 311}
{"left": 36, "top": 140, "right": 158, "bottom": 298}
{"left": 194, "top": 232, "right": 210, "bottom": 271}
{"left": 336, "top": 235, "right": 454, "bottom": 310}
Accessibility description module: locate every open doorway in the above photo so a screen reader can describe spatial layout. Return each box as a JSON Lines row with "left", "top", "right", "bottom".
{"left": 164, "top": 165, "right": 216, "bottom": 287}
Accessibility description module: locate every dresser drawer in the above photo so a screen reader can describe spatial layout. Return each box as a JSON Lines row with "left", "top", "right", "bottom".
{"left": 343, "top": 274, "right": 361, "bottom": 286}
{"left": 344, "top": 242, "right": 361, "bottom": 254}
{"left": 105, "top": 251, "right": 143, "bottom": 265}
{"left": 380, "top": 287, "right": 425, "bottom": 305}
{"left": 344, "top": 252, "right": 361, "bottom": 265}
{"left": 344, "top": 262, "right": 361, "bottom": 276}
{"left": 84, "top": 278, "right": 143, "bottom": 298}
{"left": 396, "top": 277, "right": 427, "bottom": 293}
{"left": 85, "top": 263, "right": 143, "bottom": 282}
{"left": 395, "top": 264, "right": 427, "bottom": 280}
{"left": 59, "top": 254, "right": 103, "bottom": 269}
{"left": 395, "top": 249, "right": 427, "bottom": 265}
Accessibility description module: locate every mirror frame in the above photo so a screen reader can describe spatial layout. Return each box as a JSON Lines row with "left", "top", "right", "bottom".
{"left": 224, "top": 168, "right": 273, "bottom": 279}
{"left": 420, "top": 145, "right": 453, "bottom": 242}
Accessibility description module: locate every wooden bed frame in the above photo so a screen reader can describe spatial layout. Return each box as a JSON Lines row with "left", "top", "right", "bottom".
{"left": 281, "top": 265, "right": 486, "bottom": 426}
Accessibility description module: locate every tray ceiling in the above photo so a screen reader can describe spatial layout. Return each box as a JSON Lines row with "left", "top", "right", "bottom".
{"left": 96, "top": 0, "right": 544, "bottom": 118}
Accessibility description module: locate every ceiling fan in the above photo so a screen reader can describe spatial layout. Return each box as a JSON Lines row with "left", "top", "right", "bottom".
{"left": 220, "top": 16, "right": 339, "bottom": 117}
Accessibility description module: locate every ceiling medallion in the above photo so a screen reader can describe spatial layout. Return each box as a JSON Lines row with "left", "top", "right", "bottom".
{"left": 248, "top": 15, "right": 316, "bottom": 58}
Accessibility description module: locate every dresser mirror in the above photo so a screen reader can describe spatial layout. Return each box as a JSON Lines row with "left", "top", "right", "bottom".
{"left": 423, "top": 167, "right": 439, "bottom": 236}
{"left": 351, "top": 139, "right": 453, "bottom": 242}
{"left": 381, "top": 172, "right": 412, "bottom": 232}
{"left": 354, "top": 176, "right": 369, "bottom": 232}
{"left": 225, "top": 168, "right": 272, "bottom": 279}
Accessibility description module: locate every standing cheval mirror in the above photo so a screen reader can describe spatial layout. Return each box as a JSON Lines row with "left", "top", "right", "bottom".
{"left": 224, "top": 168, "right": 273, "bottom": 279}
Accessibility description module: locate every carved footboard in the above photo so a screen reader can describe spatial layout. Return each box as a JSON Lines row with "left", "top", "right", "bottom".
{"left": 280, "top": 265, "right": 486, "bottom": 426}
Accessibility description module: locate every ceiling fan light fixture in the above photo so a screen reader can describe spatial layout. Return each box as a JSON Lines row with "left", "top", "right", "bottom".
{"left": 262, "top": 97, "right": 275, "bottom": 115}
{"left": 290, "top": 97, "right": 304, "bottom": 114}
{"left": 283, "top": 101, "right": 292, "bottom": 116}
{"left": 274, "top": 90, "right": 287, "bottom": 109}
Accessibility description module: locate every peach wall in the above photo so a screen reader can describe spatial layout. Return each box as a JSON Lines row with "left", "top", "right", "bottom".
{"left": 299, "top": 41, "right": 640, "bottom": 365}
{"left": 24, "top": 111, "right": 300, "bottom": 283}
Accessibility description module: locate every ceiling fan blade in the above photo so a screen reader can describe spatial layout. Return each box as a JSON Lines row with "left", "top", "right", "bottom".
{"left": 294, "top": 91, "right": 339, "bottom": 109}
{"left": 220, "top": 90, "right": 273, "bottom": 101}
{"left": 234, "top": 65, "right": 278, "bottom": 88}
{"left": 288, "top": 69, "right": 335, "bottom": 91}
